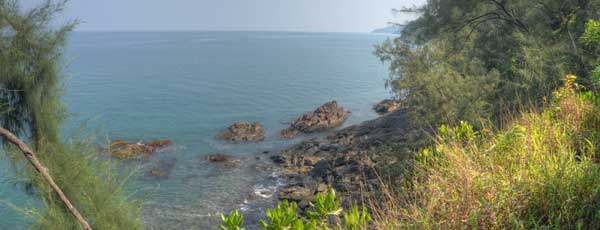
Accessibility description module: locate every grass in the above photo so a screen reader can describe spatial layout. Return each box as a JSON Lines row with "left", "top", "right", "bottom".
{"left": 370, "top": 77, "right": 600, "bottom": 229}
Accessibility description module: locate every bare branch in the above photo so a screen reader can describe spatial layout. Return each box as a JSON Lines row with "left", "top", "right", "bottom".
{"left": 0, "top": 127, "right": 93, "bottom": 230}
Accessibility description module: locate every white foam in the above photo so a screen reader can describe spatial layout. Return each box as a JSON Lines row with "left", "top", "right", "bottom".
{"left": 253, "top": 184, "right": 276, "bottom": 199}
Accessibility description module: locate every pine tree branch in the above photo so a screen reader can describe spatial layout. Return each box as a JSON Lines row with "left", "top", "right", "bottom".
{"left": 0, "top": 127, "right": 92, "bottom": 230}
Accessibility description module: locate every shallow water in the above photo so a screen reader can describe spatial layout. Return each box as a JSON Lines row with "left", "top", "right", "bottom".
{"left": 0, "top": 31, "right": 393, "bottom": 229}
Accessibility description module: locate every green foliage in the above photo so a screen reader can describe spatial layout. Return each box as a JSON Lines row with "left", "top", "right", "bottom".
{"left": 306, "top": 188, "right": 342, "bottom": 224}
{"left": 438, "top": 121, "right": 479, "bottom": 144}
{"left": 377, "top": 0, "right": 600, "bottom": 142}
{"left": 221, "top": 189, "right": 371, "bottom": 230}
{"left": 372, "top": 1, "right": 600, "bottom": 229}
{"left": 220, "top": 210, "right": 245, "bottom": 230}
{"left": 376, "top": 39, "right": 500, "bottom": 133}
{"left": 0, "top": 1, "right": 143, "bottom": 229}
{"left": 0, "top": 0, "right": 76, "bottom": 148}
{"left": 582, "top": 20, "right": 600, "bottom": 46}
{"left": 592, "top": 65, "right": 600, "bottom": 89}
{"left": 343, "top": 206, "right": 371, "bottom": 230}
{"left": 382, "top": 81, "right": 600, "bottom": 229}
{"left": 260, "top": 200, "right": 300, "bottom": 230}
{"left": 3, "top": 135, "right": 143, "bottom": 230}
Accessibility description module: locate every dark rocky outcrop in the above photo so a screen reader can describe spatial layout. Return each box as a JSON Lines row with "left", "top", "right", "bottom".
{"left": 373, "top": 99, "right": 402, "bottom": 115}
{"left": 280, "top": 101, "right": 350, "bottom": 139}
{"left": 218, "top": 122, "right": 267, "bottom": 142}
{"left": 109, "top": 139, "right": 173, "bottom": 159}
{"left": 273, "top": 109, "right": 410, "bottom": 209}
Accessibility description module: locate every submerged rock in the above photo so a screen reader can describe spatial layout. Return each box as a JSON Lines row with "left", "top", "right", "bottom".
{"left": 149, "top": 168, "right": 167, "bottom": 177}
{"left": 109, "top": 139, "right": 172, "bottom": 159}
{"left": 280, "top": 101, "right": 350, "bottom": 139}
{"left": 218, "top": 122, "right": 267, "bottom": 142}
{"left": 148, "top": 159, "right": 177, "bottom": 179}
{"left": 373, "top": 99, "right": 402, "bottom": 115}
{"left": 206, "top": 154, "right": 241, "bottom": 167}
{"left": 206, "top": 154, "right": 233, "bottom": 162}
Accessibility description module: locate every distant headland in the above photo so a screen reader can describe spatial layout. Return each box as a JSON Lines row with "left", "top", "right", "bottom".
{"left": 371, "top": 24, "right": 404, "bottom": 34}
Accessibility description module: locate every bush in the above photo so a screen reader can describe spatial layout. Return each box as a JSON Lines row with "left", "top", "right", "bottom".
{"left": 219, "top": 189, "right": 371, "bottom": 230}
{"left": 220, "top": 210, "right": 245, "bottom": 230}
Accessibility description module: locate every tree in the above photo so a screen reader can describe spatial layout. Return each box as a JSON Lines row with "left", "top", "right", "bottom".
{"left": 0, "top": 0, "right": 74, "bottom": 149}
{"left": 377, "top": 0, "right": 600, "bottom": 134}
{"left": 0, "top": 1, "right": 143, "bottom": 229}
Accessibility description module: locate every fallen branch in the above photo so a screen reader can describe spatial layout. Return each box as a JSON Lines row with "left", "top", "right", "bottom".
{"left": 0, "top": 127, "right": 92, "bottom": 230}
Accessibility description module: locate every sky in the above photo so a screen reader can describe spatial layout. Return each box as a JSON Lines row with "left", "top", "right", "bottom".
{"left": 29, "top": 0, "right": 426, "bottom": 32}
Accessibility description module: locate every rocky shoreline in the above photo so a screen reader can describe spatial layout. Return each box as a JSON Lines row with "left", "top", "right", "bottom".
{"left": 271, "top": 107, "right": 409, "bottom": 210}
{"left": 107, "top": 99, "right": 407, "bottom": 216}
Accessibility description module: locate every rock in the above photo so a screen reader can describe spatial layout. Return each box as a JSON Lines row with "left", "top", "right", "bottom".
{"left": 207, "top": 154, "right": 234, "bottom": 162}
{"left": 147, "top": 159, "right": 177, "bottom": 179}
{"left": 327, "top": 215, "right": 342, "bottom": 226}
{"left": 373, "top": 99, "right": 401, "bottom": 115}
{"left": 218, "top": 122, "right": 267, "bottom": 142}
{"left": 310, "top": 160, "right": 332, "bottom": 178}
{"left": 223, "top": 161, "right": 241, "bottom": 168}
{"left": 109, "top": 139, "right": 172, "bottom": 159}
{"left": 146, "top": 140, "right": 173, "bottom": 150}
{"left": 279, "top": 127, "right": 301, "bottom": 139}
{"left": 279, "top": 185, "right": 313, "bottom": 201}
{"left": 280, "top": 101, "right": 350, "bottom": 137}
{"left": 149, "top": 168, "right": 166, "bottom": 176}
{"left": 273, "top": 109, "right": 411, "bottom": 209}
{"left": 303, "top": 156, "right": 322, "bottom": 167}
{"left": 292, "top": 101, "right": 350, "bottom": 132}
{"left": 298, "top": 200, "right": 310, "bottom": 210}
{"left": 316, "top": 183, "right": 328, "bottom": 193}
{"left": 253, "top": 163, "right": 274, "bottom": 172}
{"left": 206, "top": 154, "right": 241, "bottom": 167}
{"left": 270, "top": 155, "right": 288, "bottom": 164}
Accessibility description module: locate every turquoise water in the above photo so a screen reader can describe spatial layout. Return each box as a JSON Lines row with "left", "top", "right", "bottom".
{"left": 0, "top": 31, "right": 392, "bottom": 229}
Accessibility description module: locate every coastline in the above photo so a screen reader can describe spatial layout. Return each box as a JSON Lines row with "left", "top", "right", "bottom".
{"left": 192, "top": 100, "right": 407, "bottom": 229}
{"left": 270, "top": 108, "right": 409, "bottom": 210}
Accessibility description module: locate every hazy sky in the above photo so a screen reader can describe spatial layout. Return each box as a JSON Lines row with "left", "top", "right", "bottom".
{"left": 36, "top": 0, "right": 425, "bottom": 32}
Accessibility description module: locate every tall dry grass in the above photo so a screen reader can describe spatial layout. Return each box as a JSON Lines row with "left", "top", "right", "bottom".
{"left": 370, "top": 77, "right": 600, "bottom": 229}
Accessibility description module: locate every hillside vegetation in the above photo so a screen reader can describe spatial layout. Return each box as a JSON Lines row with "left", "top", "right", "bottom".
{"left": 371, "top": 77, "right": 600, "bottom": 229}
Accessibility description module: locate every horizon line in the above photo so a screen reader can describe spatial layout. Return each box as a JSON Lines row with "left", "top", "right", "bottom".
{"left": 73, "top": 28, "right": 381, "bottom": 34}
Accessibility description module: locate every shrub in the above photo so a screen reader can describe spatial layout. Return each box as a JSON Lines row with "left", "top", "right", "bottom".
{"left": 220, "top": 210, "right": 245, "bottom": 230}
{"left": 220, "top": 188, "right": 371, "bottom": 230}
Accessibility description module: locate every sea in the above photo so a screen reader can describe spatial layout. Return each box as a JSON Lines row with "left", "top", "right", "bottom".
{"left": 0, "top": 31, "right": 394, "bottom": 229}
